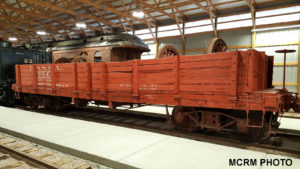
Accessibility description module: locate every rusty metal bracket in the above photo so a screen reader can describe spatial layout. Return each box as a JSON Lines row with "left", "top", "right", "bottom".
{"left": 14, "top": 92, "right": 20, "bottom": 99}
{"left": 86, "top": 92, "right": 92, "bottom": 98}
{"left": 173, "top": 95, "right": 181, "bottom": 100}
{"left": 132, "top": 94, "right": 140, "bottom": 100}
{"left": 100, "top": 93, "right": 107, "bottom": 99}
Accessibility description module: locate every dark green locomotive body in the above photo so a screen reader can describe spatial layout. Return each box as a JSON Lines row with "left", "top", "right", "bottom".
{"left": 0, "top": 41, "right": 51, "bottom": 104}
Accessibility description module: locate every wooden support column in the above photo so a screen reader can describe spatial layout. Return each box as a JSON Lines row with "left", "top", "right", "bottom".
{"left": 252, "top": 31, "right": 256, "bottom": 49}
{"left": 155, "top": 25, "right": 159, "bottom": 57}
{"left": 298, "top": 28, "right": 300, "bottom": 93}
{"left": 182, "top": 18, "right": 186, "bottom": 55}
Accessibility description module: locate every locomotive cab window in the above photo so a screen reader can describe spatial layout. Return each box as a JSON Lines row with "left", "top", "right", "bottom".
{"left": 94, "top": 51, "right": 102, "bottom": 62}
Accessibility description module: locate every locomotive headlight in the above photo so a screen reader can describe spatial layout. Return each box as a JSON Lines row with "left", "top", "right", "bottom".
{"left": 8, "top": 37, "right": 17, "bottom": 42}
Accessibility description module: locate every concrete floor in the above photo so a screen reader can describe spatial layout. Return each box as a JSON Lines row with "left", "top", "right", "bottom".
{"left": 279, "top": 117, "right": 299, "bottom": 131}
{"left": 0, "top": 106, "right": 299, "bottom": 169}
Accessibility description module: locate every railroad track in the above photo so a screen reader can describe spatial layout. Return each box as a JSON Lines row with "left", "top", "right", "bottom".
{"left": 15, "top": 105, "right": 300, "bottom": 159}
{"left": 0, "top": 132, "right": 110, "bottom": 169}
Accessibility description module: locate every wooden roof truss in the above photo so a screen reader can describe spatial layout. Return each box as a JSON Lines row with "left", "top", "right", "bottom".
{"left": 0, "top": 0, "right": 297, "bottom": 45}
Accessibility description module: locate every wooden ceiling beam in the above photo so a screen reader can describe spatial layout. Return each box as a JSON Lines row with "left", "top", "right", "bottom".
{"left": 143, "top": 15, "right": 157, "bottom": 44}
{"left": 207, "top": 0, "right": 217, "bottom": 12}
{"left": 1, "top": 5, "right": 72, "bottom": 40}
{"left": 82, "top": 6, "right": 111, "bottom": 33}
{"left": 244, "top": 0, "right": 256, "bottom": 29}
{"left": 137, "top": 2, "right": 156, "bottom": 22}
{"left": 0, "top": 6, "right": 40, "bottom": 42}
{"left": 206, "top": 0, "right": 218, "bottom": 37}
{"left": 169, "top": 1, "right": 184, "bottom": 17}
{"left": 41, "top": 0, "right": 242, "bottom": 32}
{"left": 137, "top": 0, "right": 182, "bottom": 22}
{"left": 168, "top": 0, "right": 185, "bottom": 44}
{"left": 0, "top": 27, "right": 40, "bottom": 43}
{"left": 116, "top": 16, "right": 128, "bottom": 33}
{"left": 135, "top": 2, "right": 158, "bottom": 44}
{"left": 78, "top": 0, "right": 132, "bottom": 30}
{"left": 75, "top": 0, "right": 155, "bottom": 27}
{"left": 0, "top": 14, "right": 69, "bottom": 38}
{"left": 20, "top": 0, "right": 122, "bottom": 31}
{"left": 102, "top": 0, "right": 245, "bottom": 23}
{"left": 156, "top": 0, "right": 162, "bottom": 9}
{"left": 83, "top": 6, "right": 131, "bottom": 32}
{"left": 0, "top": 33, "right": 31, "bottom": 44}
{"left": 55, "top": 0, "right": 248, "bottom": 28}
{"left": 0, "top": 22, "right": 54, "bottom": 40}
{"left": 1, "top": 6, "right": 62, "bottom": 41}
{"left": 190, "top": 0, "right": 217, "bottom": 37}
{"left": 0, "top": 2, "right": 100, "bottom": 35}
{"left": 120, "top": 0, "right": 134, "bottom": 25}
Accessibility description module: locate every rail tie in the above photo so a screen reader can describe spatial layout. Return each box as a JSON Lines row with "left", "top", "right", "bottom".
{"left": 0, "top": 143, "right": 61, "bottom": 169}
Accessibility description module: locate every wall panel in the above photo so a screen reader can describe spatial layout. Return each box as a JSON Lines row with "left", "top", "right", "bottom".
{"left": 256, "top": 28, "right": 299, "bottom": 46}
{"left": 159, "top": 37, "right": 182, "bottom": 51}
{"left": 219, "top": 29, "right": 252, "bottom": 47}
{"left": 255, "top": 28, "right": 299, "bottom": 92}
{"left": 185, "top": 33, "right": 214, "bottom": 51}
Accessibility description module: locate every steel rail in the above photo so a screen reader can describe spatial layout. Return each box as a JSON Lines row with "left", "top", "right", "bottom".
{"left": 0, "top": 143, "right": 61, "bottom": 169}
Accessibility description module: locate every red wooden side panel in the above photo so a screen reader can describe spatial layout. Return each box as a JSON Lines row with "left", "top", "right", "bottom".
{"left": 77, "top": 63, "right": 89, "bottom": 91}
{"left": 20, "top": 65, "right": 35, "bottom": 87}
{"left": 237, "top": 50, "right": 266, "bottom": 95}
{"left": 138, "top": 57, "right": 174, "bottom": 93}
{"left": 178, "top": 51, "right": 238, "bottom": 107}
{"left": 91, "top": 63, "right": 102, "bottom": 92}
{"left": 14, "top": 50, "right": 275, "bottom": 111}
{"left": 53, "top": 64, "right": 74, "bottom": 89}
{"left": 248, "top": 50, "right": 265, "bottom": 91}
{"left": 106, "top": 61, "right": 133, "bottom": 92}
{"left": 237, "top": 51, "right": 249, "bottom": 94}
{"left": 36, "top": 64, "right": 52, "bottom": 90}
{"left": 179, "top": 52, "right": 237, "bottom": 94}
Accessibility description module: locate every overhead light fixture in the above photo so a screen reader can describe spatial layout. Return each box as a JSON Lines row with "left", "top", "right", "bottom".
{"left": 132, "top": 11, "right": 144, "bottom": 18}
{"left": 76, "top": 22, "right": 87, "bottom": 29}
{"left": 132, "top": 3, "right": 144, "bottom": 18}
{"left": 37, "top": 31, "right": 47, "bottom": 35}
{"left": 8, "top": 37, "right": 17, "bottom": 42}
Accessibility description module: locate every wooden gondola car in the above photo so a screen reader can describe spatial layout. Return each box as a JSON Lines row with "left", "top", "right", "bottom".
{"left": 12, "top": 47, "right": 300, "bottom": 141}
